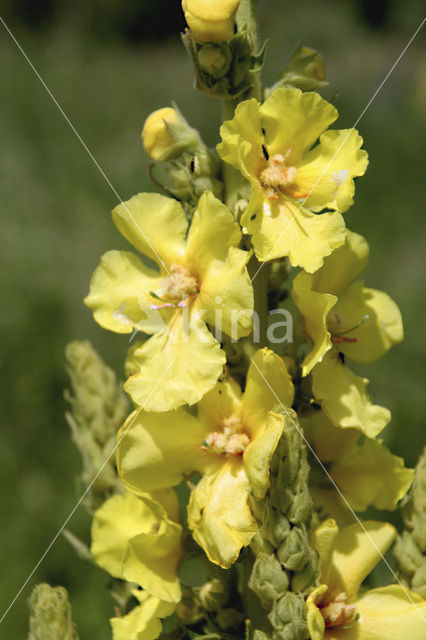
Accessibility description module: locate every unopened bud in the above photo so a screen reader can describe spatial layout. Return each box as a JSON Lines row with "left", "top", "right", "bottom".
{"left": 199, "top": 578, "right": 229, "bottom": 612}
{"left": 142, "top": 106, "right": 200, "bottom": 162}
{"left": 279, "top": 45, "right": 327, "bottom": 92}
{"left": 182, "top": 0, "right": 240, "bottom": 42}
{"left": 249, "top": 553, "right": 289, "bottom": 606}
{"left": 269, "top": 592, "right": 308, "bottom": 640}
{"left": 28, "top": 584, "right": 79, "bottom": 640}
{"left": 277, "top": 528, "right": 308, "bottom": 572}
{"left": 198, "top": 43, "right": 231, "bottom": 78}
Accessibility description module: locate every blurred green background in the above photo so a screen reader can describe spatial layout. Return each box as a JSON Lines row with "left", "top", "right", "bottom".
{"left": 0, "top": 0, "right": 425, "bottom": 637}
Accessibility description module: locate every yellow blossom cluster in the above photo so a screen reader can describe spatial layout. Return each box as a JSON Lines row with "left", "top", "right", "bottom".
{"left": 77, "top": 4, "right": 425, "bottom": 639}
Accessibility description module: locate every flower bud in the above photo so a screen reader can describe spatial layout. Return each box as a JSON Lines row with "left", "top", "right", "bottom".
{"left": 182, "top": 0, "right": 240, "bottom": 42}
{"left": 269, "top": 592, "right": 309, "bottom": 640}
{"left": 277, "top": 528, "right": 308, "bottom": 572}
{"left": 199, "top": 578, "right": 229, "bottom": 612}
{"left": 28, "top": 584, "right": 79, "bottom": 640}
{"left": 249, "top": 553, "right": 289, "bottom": 606}
{"left": 65, "top": 340, "right": 128, "bottom": 507}
{"left": 279, "top": 45, "right": 327, "bottom": 92}
{"left": 142, "top": 106, "right": 200, "bottom": 162}
{"left": 198, "top": 43, "right": 232, "bottom": 78}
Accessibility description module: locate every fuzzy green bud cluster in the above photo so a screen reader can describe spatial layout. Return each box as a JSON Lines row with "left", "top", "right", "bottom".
{"left": 28, "top": 584, "right": 79, "bottom": 640}
{"left": 394, "top": 447, "right": 426, "bottom": 597}
{"left": 249, "top": 410, "right": 319, "bottom": 640}
{"left": 143, "top": 104, "right": 223, "bottom": 214}
{"left": 64, "top": 340, "right": 128, "bottom": 509}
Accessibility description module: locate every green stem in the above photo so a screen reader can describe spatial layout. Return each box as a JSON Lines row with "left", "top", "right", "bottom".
{"left": 221, "top": 0, "right": 268, "bottom": 350}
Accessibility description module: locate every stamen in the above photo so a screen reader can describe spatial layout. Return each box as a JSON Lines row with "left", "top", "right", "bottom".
{"left": 153, "top": 264, "right": 199, "bottom": 309}
{"left": 203, "top": 415, "right": 250, "bottom": 457}
{"left": 259, "top": 153, "right": 298, "bottom": 200}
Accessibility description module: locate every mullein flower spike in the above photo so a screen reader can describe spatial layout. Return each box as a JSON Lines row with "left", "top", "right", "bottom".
{"left": 28, "top": 584, "right": 80, "bottom": 640}
{"left": 55, "top": 2, "right": 424, "bottom": 639}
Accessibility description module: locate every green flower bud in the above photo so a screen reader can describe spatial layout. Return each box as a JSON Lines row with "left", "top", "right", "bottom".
{"left": 199, "top": 578, "right": 229, "bottom": 612}
{"left": 394, "top": 531, "right": 423, "bottom": 576}
{"left": 142, "top": 106, "right": 201, "bottom": 162}
{"left": 395, "top": 447, "right": 426, "bottom": 595}
{"left": 65, "top": 340, "right": 129, "bottom": 508}
{"left": 249, "top": 553, "right": 289, "bottom": 606}
{"left": 28, "top": 584, "right": 79, "bottom": 640}
{"left": 412, "top": 562, "right": 426, "bottom": 598}
{"left": 268, "top": 593, "right": 308, "bottom": 640}
{"left": 277, "top": 529, "right": 308, "bottom": 573}
{"left": 198, "top": 43, "right": 232, "bottom": 78}
{"left": 261, "top": 508, "right": 290, "bottom": 547}
{"left": 280, "top": 45, "right": 326, "bottom": 91}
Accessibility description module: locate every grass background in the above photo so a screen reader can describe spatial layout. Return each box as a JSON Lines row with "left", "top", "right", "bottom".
{"left": 0, "top": 0, "right": 425, "bottom": 637}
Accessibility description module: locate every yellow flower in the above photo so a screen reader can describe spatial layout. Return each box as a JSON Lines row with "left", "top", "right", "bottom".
{"left": 182, "top": 0, "right": 240, "bottom": 42}
{"left": 84, "top": 191, "right": 253, "bottom": 412}
{"left": 307, "top": 519, "right": 426, "bottom": 640}
{"left": 293, "top": 231, "right": 403, "bottom": 375}
{"left": 90, "top": 491, "right": 182, "bottom": 603}
{"left": 142, "top": 106, "right": 200, "bottom": 162}
{"left": 292, "top": 231, "right": 403, "bottom": 436}
{"left": 110, "top": 590, "right": 175, "bottom": 640}
{"left": 117, "top": 348, "right": 294, "bottom": 568}
{"left": 302, "top": 410, "right": 414, "bottom": 514}
{"left": 217, "top": 87, "right": 368, "bottom": 271}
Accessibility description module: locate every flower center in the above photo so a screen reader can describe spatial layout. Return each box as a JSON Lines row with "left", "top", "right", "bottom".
{"left": 319, "top": 592, "right": 358, "bottom": 629}
{"left": 154, "top": 263, "right": 199, "bottom": 308}
{"left": 259, "top": 153, "right": 298, "bottom": 201}
{"left": 204, "top": 415, "right": 250, "bottom": 457}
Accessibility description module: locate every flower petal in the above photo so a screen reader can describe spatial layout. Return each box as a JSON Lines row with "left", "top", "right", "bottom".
{"left": 243, "top": 411, "right": 284, "bottom": 499}
{"left": 91, "top": 493, "right": 158, "bottom": 579}
{"left": 296, "top": 129, "right": 368, "bottom": 213}
{"left": 259, "top": 87, "right": 338, "bottom": 162}
{"left": 334, "top": 585, "right": 426, "bottom": 640}
{"left": 116, "top": 408, "right": 212, "bottom": 494}
{"left": 327, "top": 521, "right": 397, "bottom": 601}
{"left": 311, "top": 487, "right": 355, "bottom": 529}
{"left": 241, "top": 183, "right": 346, "bottom": 271}
{"left": 188, "top": 459, "right": 257, "bottom": 568}
{"left": 312, "top": 519, "right": 339, "bottom": 586}
{"left": 312, "top": 230, "right": 369, "bottom": 296}
{"left": 331, "top": 437, "right": 414, "bottom": 511}
{"left": 112, "top": 193, "right": 187, "bottom": 267}
{"left": 84, "top": 250, "right": 164, "bottom": 334}
{"left": 199, "top": 246, "right": 254, "bottom": 339}
{"left": 110, "top": 592, "right": 175, "bottom": 640}
{"left": 241, "top": 348, "right": 294, "bottom": 430}
{"left": 311, "top": 350, "right": 390, "bottom": 437}
{"left": 185, "top": 191, "right": 241, "bottom": 276}
{"left": 334, "top": 284, "right": 404, "bottom": 363}
{"left": 307, "top": 585, "right": 328, "bottom": 640}
{"left": 124, "top": 520, "right": 182, "bottom": 603}
{"left": 124, "top": 310, "right": 226, "bottom": 411}
{"left": 301, "top": 410, "right": 359, "bottom": 463}
{"left": 292, "top": 271, "right": 336, "bottom": 376}
{"left": 197, "top": 375, "right": 242, "bottom": 431}
{"left": 217, "top": 98, "right": 263, "bottom": 177}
